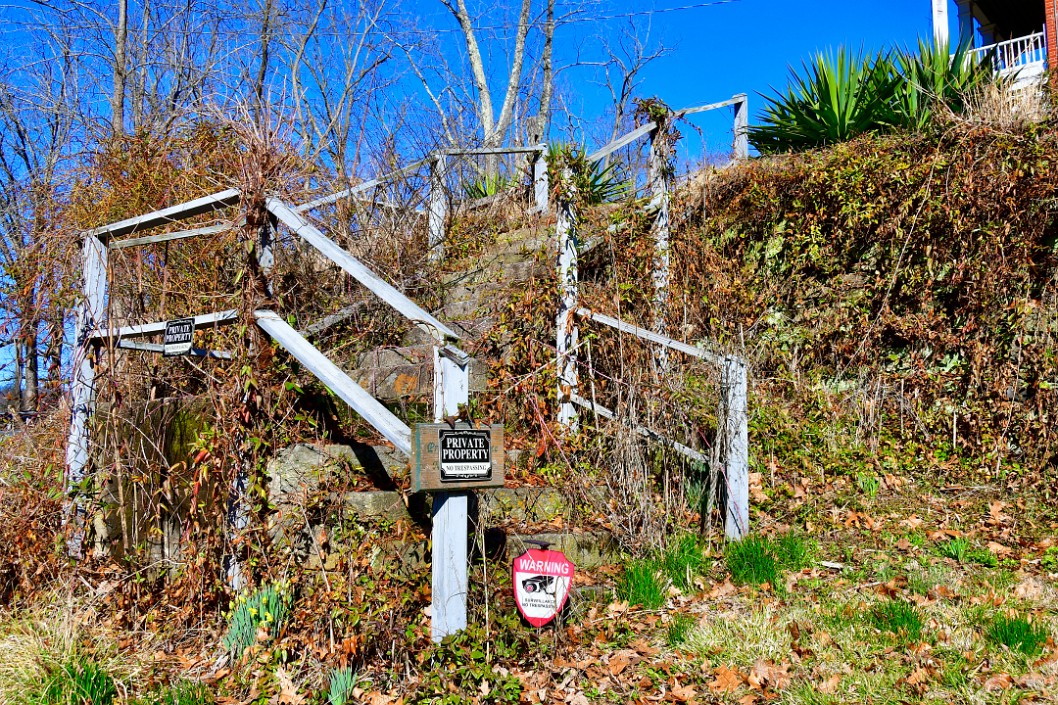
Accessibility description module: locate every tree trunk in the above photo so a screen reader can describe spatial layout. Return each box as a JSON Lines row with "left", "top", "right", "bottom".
{"left": 254, "top": 0, "right": 276, "bottom": 124}
{"left": 111, "top": 0, "right": 128, "bottom": 135}
{"left": 20, "top": 329, "right": 38, "bottom": 417}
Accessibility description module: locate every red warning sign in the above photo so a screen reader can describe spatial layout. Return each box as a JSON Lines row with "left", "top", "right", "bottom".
{"left": 512, "top": 548, "right": 574, "bottom": 627}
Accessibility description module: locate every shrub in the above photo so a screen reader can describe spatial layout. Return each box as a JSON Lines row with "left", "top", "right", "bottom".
{"left": 987, "top": 614, "right": 1049, "bottom": 657}
{"left": 616, "top": 560, "right": 666, "bottom": 609}
{"left": 223, "top": 581, "right": 292, "bottom": 657}
{"left": 750, "top": 39, "right": 998, "bottom": 153}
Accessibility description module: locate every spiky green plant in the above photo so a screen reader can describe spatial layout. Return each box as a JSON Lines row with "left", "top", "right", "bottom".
{"left": 892, "top": 38, "right": 995, "bottom": 129}
{"left": 748, "top": 48, "right": 900, "bottom": 154}
{"left": 546, "top": 144, "right": 627, "bottom": 205}
{"left": 327, "top": 667, "right": 360, "bottom": 705}
{"left": 465, "top": 174, "right": 516, "bottom": 200}
{"left": 223, "top": 581, "right": 292, "bottom": 657}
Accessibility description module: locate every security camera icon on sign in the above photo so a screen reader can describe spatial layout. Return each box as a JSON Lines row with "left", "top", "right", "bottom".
{"left": 521, "top": 575, "right": 557, "bottom": 594}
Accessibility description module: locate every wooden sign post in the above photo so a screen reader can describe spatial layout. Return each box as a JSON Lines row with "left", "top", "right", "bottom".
{"left": 412, "top": 423, "right": 504, "bottom": 493}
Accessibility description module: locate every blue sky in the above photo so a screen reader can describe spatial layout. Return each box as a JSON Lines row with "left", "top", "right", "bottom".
{"left": 555, "top": 0, "right": 953, "bottom": 156}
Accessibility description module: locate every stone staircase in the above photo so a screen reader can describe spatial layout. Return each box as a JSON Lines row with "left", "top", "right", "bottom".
{"left": 345, "top": 227, "right": 550, "bottom": 403}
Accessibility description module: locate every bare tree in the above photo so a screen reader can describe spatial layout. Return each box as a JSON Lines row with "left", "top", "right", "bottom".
{"left": 601, "top": 18, "right": 671, "bottom": 165}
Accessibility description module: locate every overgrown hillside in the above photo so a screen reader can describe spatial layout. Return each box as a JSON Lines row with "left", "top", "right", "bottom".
{"left": 1, "top": 117, "right": 1057, "bottom": 704}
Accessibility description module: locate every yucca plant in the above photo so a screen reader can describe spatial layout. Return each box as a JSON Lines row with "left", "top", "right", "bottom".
{"left": 749, "top": 48, "right": 900, "bottom": 154}
{"left": 465, "top": 173, "right": 515, "bottom": 200}
{"left": 546, "top": 143, "right": 628, "bottom": 205}
{"left": 892, "top": 38, "right": 995, "bottom": 129}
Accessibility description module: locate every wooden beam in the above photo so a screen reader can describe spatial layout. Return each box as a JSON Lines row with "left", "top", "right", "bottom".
{"left": 109, "top": 222, "right": 232, "bottom": 250}
{"left": 679, "top": 97, "right": 743, "bottom": 116}
{"left": 85, "top": 189, "right": 241, "bottom": 240}
{"left": 266, "top": 198, "right": 459, "bottom": 342}
{"left": 295, "top": 159, "right": 430, "bottom": 213}
{"left": 254, "top": 310, "right": 412, "bottom": 456}
{"left": 576, "top": 308, "right": 724, "bottom": 366}
{"left": 88, "top": 309, "right": 240, "bottom": 342}
{"left": 439, "top": 145, "right": 545, "bottom": 156}
{"left": 115, "top": 340, "right": 233, "bottom": 359}
{"left": 587, "top": 122, "right": 657, "bottom": 164}
{"left": 570, "top": 394, "right": 709, "bottom": 466}
{"left": 722, "top": 358, "right": 749, "bottom": 540}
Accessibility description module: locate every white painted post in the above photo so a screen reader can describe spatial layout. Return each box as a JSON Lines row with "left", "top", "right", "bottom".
{"left": 65, "top": 234, "right": 108, "bottom": 558}
{"left": 648, "top": 124, "right": 672, "bottom": 372}
{"left": 733, "top": 94, "right": 749, "bottom": 161}
{"left": 431, "top": 344, "right": 470, "bottom": 642}
{"left": 428, "top": 154, "right": 448, "bottom": 263}
{"left": 932, "top": 0, "right": 949, "bottom": 47}
{"left": 722, "top": 356, "right": 749, "bottom": 541}
{"left": 532, "top": 146, "right": 549, "bottom": 214}
{"left": 555, "top": 168, "right": 578, "bottom": 430}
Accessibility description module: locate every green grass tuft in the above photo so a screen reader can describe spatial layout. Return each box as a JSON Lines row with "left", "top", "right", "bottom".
{"left": 157, "top": 681, "right": 213, "bottom": 705}
{"left": 726, "top": 533, "right": 815, "bottom": 590}
{"left": 616, "top": 560, "right": 666, "bottom": 609}
{"left": 727, "top": 536, "right": 779, "bottom": 588}
{"left": 986, "top": 614, "right": 1049, "bottom": 657}
{"left": 27, "top": 656, "right": 116, "bottom": 705}
{"left": 937, "top": 537, "right": 970, "bottom": 562}
{"left": 666, "top": 614, "right": 696, "bottom": 648}
{"left": 869, "top": 600, "right": 923, "bottom": 641}
{"left": 660, "top": 534, "right": 709, "bottom": 591}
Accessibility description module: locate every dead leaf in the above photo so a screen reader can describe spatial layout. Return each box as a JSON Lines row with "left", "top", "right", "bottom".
{"left": 982, "top": 673, "right": 1014, "bottom": 692}
{"left": 607, "top": 650, "right": 637, "bottom": 676}
{"left": 670, "top": 682, "right": 697, "bottom": 702}
{"left": 274, "top": 667, "right": 304, "bottom": 705}
{"left": 818, "top": 675, "right": 840, "bottom": 694}
{"left": 1014, "top": 577, "right": 1044, "bottom": 600}
{"left": 709, "top": 665, "right": 743, "bottom": 693}
{"left": 747, "top": 660, "right": 790, "bottom": 691}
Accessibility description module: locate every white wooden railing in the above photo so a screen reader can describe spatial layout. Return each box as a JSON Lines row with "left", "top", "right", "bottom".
{"left": 971, "top": 31, "right": 1047, "bottom": 77}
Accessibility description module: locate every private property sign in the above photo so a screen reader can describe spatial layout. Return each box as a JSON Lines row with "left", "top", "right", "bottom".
{"left": 411, "top": 423, "right": 505, "bottom": 492}
{"left": 512, "top": 549, "right": 574, "bottom": 627}
{"left": 162, "top": 317, "right": 195, "bottom": 356}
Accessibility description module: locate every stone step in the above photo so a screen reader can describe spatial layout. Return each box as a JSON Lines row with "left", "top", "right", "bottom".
{"left": 347, "top": 345, "right": 487, "bottom": 401}
{"left": 506, "top": 531, "right": 617, "bottom": 571}
{"left": 267, "top": 442, "right": 408, "bottom": 506}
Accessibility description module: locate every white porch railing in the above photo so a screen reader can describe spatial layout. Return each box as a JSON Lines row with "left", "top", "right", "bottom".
{"left": 971, "top": 31, "right": 1047, "bottom": 77}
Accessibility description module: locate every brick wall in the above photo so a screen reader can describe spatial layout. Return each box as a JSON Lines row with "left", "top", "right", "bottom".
{"left": 1047, "top": 0, "right": 1058, "bottom": 83}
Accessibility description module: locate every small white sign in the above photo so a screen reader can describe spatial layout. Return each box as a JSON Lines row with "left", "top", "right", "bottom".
{"left": 163, "top": 317, "right": 195, "bottom": 357}
{"left": 438, "top": 428, "right": 491, "bottom": 481}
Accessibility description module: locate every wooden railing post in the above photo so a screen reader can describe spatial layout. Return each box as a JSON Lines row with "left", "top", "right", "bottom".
{"left": 65, "top": 233, "right": 108, "bottom": 558}
{"left": 733, "top": 94, "right": 749, "bottom": 161}
{"left": 532, "top": 145, "right": 549, "bottom": 214}
{"left": 555, "top": 168, "right": 578, "bottom": 430}
{"left": 428, "top": 154, "right": 448, "bottom": 263}
{"left": 648, "top": 122, "right": 673, "bottom": 371}
{"left": 722, "top": 356, "right": 749, "bottom": 540}
{"left": 431, "top": 344, "right": 470, "bottom": 642}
